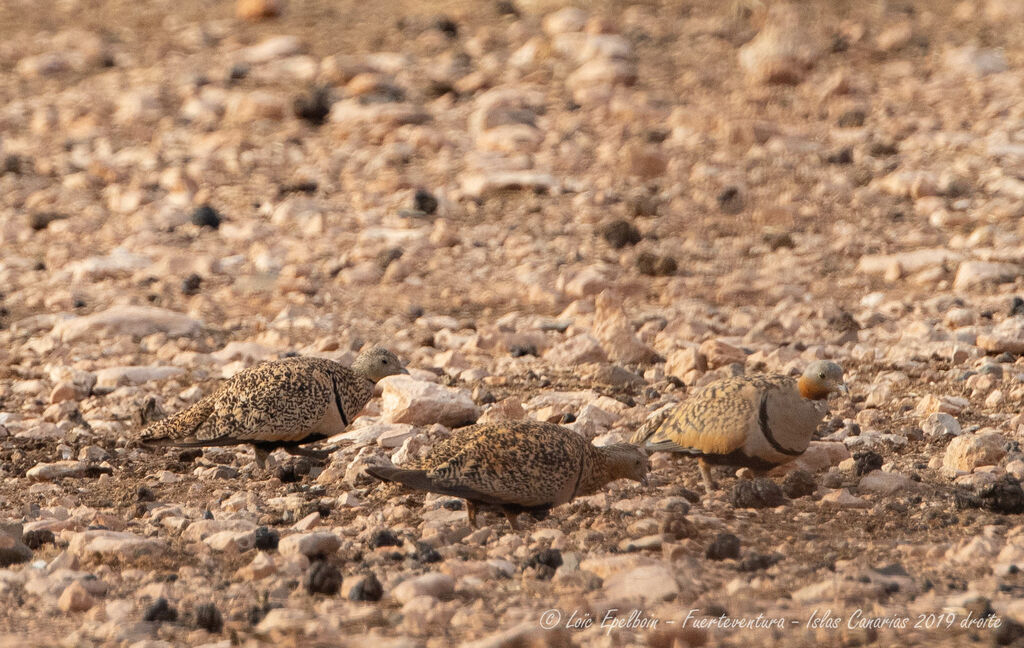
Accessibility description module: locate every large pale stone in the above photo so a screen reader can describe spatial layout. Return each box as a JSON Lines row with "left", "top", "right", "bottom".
{"left": 380, "top": 376, "right": 479, "bottom": 427}
{"left": 53, "top": 306, "right": 201, "bottom": 342}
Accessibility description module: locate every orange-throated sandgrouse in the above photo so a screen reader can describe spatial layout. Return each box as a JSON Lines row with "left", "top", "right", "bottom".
{"left": 366, "top": 420, "right": 650, "bottom": 530}
{"left": 139, "top": 346, "right": 407, "bottom": 467}
{"left": 632, "top": 360, "right": 847, "bottom": 494}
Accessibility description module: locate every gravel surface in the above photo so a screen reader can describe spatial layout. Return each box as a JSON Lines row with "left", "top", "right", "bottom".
{"left": 2, "top": 0, "right": 1024, "bottom": 646}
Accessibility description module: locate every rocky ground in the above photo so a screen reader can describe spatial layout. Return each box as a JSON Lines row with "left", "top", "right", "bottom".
{"left": 1, "top": 0, "right": 1024, "bottom": 645}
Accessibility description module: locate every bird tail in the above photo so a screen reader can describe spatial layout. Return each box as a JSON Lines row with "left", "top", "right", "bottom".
{"left": 364, "top": 464, "right": 499, "bottom": 503}
{"left": 137, "top": 393, "right": 215, "bottom": 446}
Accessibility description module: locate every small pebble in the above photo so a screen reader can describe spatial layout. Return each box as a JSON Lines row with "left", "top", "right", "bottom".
{"left": 706, "top": 533, "right": 741, "bottom": 561}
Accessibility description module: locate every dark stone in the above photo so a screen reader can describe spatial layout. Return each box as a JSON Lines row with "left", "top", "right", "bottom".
{"left": 837, "top": 109, "right": 866, "bottom": 127}
{"left": 601, "top": 219, "right": 642, "bottom": 249}
{"left": 472, "top": 385, "right": 496, "bottom": 404}
{"left": 253, "top": 526, "right": 279, "bottom": 551}
{"left": 305, "top": 560, "right": 342, "bottom": 595}
{"left": 717, "top": 186, "right": 744, "bottom": 214}
{"left": 1, "top": 154, "right": 22, "bottom": 175}
{"left": 277, "top": 181, "right": 318, "bottom": 197}
{"left": 706, "top": 533, "right": 741, "bottom": 561}
{"left": 22, "top": 529, "right": 54, "bottom": 550}
{"left": 629, "top": 193, "right": 660, "bottom": 217}
{"left": 738, "top": 552, "right": 783, "bottom": 572}
{"left": 953, "top": 490, "right": 982, "bottom": 511}
{"left": 854, "top": 450, "right": 884, "bottom": 476}
{"left": 660, "top": 517, "right": 695, "bottom": 540}
{"left": 525, "top": 548, "right": 562, "bottom": 580}
{"left": 293, "top": 86, "right": 332, "bottom": 126}
{"left": 978, "top": 475, "right": 1024, "bottom": 514}
{"left": 979, "top": 363, "right": 1004, "bottom": 378}
{"left": 424, "top": 80, "right": 456, "bottom": 99}
{"left": 348, "top": 573, "right": 383, "bottom": 601}
{"left": 441, "top": 499, "right": 464, "bottom": 511}
{"left": 636, "top": 252, "right": 677, "bottom": 276}
{"left": 781, "top": 469, "right": 817, "bottom": 499}
{"left": 375, "top": 247, "right": 403, "bottom": 271}
{"left": 143, "top": 597, "right": 178, "bottom": 623}
{"left": 705, "top": 603, "right": 728, "bottom": 617}
{"left": 495, "top": 0, "right": 519, "bottom": 16}
{"left": 763, "top": 231, "right": 796, "bottom": 250}
{"left": 825, "top": 147, "right": 853, "bottom": 164}
{"left": 369, "top": 529, "right": 402, "bottom": 549}
{"left": 414, "top": 541, "right": 442, "bottom": 563}
{"left": 509, "top": 344, "right": 537, "bottom": 358}
{"left": 964, "top": 597, "right": 994, "bottom": 620}
{"left": 276, "top": 464, "right": 301, "bottom": 483}
{"left": 136, "top": 486, "right": 155, "bottom": 502}
{"left": 526, "top": 548, "right": 563, "bottom": 570}
{"left": 433, "top": 16, "right": 458, "bottom": 38}
{"left": 868, "top": 140, "right": 898, "bottom": 156}
{"left": 190, "top": 205, "right": 222, "bottom": 229}
{"left": 995, "top": 619, "right": 1024, "bottom": 645}
{"left": 178, "top": 448, "right": 202, "bottom": 462}
{"left": 27, "top": 212, "right": 65, "bottom": 231}
{"left": 1010, "top": 296, "right": 1024, "bottom": 317}
{"left": 228, "top": 64, "right": 249, "bottom": 81}
{"left": 194, "top": 602, "right": 223, "bottom": 633}
{"left": 181, "top": 273, "right": 202, "bottom": 296}
{"left": 731, "top": 478, "right": 786, "bottom": 509}
{"left": 407, "top": 305, "right": 425, "bottom": 320}
{"left": 558, "top": 412, "right": 576, "bottom": 424}
{"left": 676, "top": 487, "right": 702, "bottom": 503}
{"left": 413, "top": 188, "right": 438, "bottom": 214}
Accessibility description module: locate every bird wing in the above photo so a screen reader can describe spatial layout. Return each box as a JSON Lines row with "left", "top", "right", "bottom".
{"left": 640, "top": 377, "right": 769, "bottom": 456}
{"left": 195, "top": 359, "right": 331, "bottom": 443}
{"left": 428, "top": 423, "right": 583, "bottom": 507}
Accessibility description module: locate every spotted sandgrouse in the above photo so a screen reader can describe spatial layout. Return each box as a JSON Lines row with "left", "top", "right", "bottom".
{"left": 366, "top": 420, "right": 649, "bottom": 530}
{"left": 139, "top": 346, "right": 407, "bottom": 467}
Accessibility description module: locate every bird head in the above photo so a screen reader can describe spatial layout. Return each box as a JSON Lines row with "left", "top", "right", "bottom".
{"left": 797, "top": 360, "right": 847, "bottom": 400}
{"left": 352, "top": 346, "right": 408, "bottom": 382}
{"left": 603, "top": 443, "right": 651, "bottom": 486}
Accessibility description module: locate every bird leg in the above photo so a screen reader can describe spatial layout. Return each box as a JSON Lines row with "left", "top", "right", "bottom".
{"left": 699, "top": 458, "right": 717, "bottom": 495}
{"left": 465, "top": 501, "right": 479, "bottom": 528}
{"left": 254, "top": 447, "right": 270, "bottom": 470}
{"left": 503, "top": 511, "right": 521, "bottom": 531}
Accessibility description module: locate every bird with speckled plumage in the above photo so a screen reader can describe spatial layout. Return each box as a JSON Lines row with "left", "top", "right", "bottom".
{"left": 366, "top": 420, "right": 650, "bottom": 530}
{"left": 632, "top": 360, "right": 847, "bottom": 494}
{"left": 139, "top": 346, "right": 407, "bottom": 467}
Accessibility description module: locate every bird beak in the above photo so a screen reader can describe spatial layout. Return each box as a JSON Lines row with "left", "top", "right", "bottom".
{"left": 640, "top": 475, "right": 649, "bottom": 487}
{"left": 400, "top": 367, "right": 410, "bottom": 375}
{"left": 836, "top": 383, "right": 849, "bottom": 396}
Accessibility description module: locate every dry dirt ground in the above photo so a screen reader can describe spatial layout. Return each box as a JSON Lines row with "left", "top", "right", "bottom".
{"left": 1, "top": 0, "right": 1024, "bottom": 646}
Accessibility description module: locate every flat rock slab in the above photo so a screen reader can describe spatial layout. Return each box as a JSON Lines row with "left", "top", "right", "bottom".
{"left": 380, "top": 376, "right": 480, "bottom": 427}
{"left": 52, "top": 305, "right": 201, "bottom": 342}
{"left": 69, "top": 531, "right": 166, "bottom": 559}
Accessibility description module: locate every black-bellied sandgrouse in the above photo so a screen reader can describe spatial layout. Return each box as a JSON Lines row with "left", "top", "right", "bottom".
{"left": 366, "top": 420, "right": 650, "bottom": 530}
{"left": 632, "top": 360, "right": 846, "bottom": 494}
{"left": 139, "top": 346, "right": 407, "bottom": 467}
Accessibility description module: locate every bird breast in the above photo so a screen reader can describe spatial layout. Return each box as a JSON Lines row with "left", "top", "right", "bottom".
{"left": 741, "top": 390, "right": 824, "bottom": 463}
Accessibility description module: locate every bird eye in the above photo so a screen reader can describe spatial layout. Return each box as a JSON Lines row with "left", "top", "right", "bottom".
{"left": 818, "top": 372, "right": 826, "bottom": 380}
